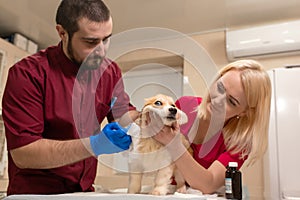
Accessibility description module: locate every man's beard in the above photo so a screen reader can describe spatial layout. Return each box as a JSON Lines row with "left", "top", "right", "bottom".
{"left": 83, "top": 54, "right": 104, "bottom": 70}
{"left": 67, "top": 42, "right": 104, "bottom": 70}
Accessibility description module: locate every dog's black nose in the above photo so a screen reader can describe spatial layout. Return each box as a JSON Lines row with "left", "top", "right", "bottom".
{"left": 169, "top": 107, "right": 177, "bottom": 115}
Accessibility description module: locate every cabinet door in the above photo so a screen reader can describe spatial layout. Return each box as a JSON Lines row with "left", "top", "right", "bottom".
{"left": 0, "top": 49, "right": 6, "bottom": 110}
{"left": 0, "top": 49, "right": 6, "bottom": 177}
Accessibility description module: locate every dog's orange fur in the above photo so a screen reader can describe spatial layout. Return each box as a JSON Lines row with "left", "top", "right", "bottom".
{"left": 127, "top": 94, "right": 192, "bottom": 195}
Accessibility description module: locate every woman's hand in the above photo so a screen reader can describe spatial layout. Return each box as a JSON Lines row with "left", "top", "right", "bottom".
{"left": 141, "top": 110, "right": 180, "bottom": 145}
{"left": 153, "top": 122, "right": 180, "bottom": 146}
{"left": 153, "top": 120, "right": 188, "bottom": 161}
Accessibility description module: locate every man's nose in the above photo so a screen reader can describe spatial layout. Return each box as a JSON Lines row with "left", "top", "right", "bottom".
{"left": 94, "top": 43, "right": 105, "bottom": 57}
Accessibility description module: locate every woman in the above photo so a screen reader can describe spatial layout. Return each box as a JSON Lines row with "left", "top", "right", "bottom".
{"left": 154, "top": 59, "right": 271, "bottom": 194}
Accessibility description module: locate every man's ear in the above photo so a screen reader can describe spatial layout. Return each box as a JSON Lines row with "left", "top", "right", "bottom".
{"left": 56, "top": 25, "right": 68, "bottom": 41}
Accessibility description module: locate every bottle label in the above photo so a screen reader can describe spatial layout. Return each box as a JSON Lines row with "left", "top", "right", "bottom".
{"left": 225, "top": 178, "right": 232, "bottom": 193}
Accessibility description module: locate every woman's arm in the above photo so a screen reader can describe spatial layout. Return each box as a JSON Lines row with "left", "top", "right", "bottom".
{"left": 173, "top": 150, "right": 226, "bottom": 193}
{"left": 154, "top": 125, "right": 227, "bottom": 194}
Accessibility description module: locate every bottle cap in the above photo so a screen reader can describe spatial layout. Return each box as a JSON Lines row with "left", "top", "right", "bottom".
{"left": 228, "top": 162, "right": 238, "bottom": 167}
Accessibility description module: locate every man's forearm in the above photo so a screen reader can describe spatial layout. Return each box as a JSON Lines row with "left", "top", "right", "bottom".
{"left": 10, "top": 138, "right": 93, "bottom": 169}
{"left": 118, "top": 110, "right": 140, "bottom": 127}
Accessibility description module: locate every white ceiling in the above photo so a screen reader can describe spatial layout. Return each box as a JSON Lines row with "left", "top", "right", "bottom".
{"left": 0, "top": 0, "right": 300, "bottom": 49}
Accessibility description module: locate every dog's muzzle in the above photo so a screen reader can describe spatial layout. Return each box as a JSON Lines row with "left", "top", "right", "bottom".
{"left": 167, "top": 107, "right": 177, "bottom": 120}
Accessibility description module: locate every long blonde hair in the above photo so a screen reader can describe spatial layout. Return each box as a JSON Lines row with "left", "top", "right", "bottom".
{"left": 198, "top": 60, "right": 271, "bottom": 165}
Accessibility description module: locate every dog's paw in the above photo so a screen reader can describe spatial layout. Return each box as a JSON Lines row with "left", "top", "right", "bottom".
{"left": 128, "top": 188, "right": 140, "bottom": 194}
{"left": 176, "top": 185, "right": 187, "bottom": 194}
{"left": 150, "top": 186, "right": 168, "bottom": 195}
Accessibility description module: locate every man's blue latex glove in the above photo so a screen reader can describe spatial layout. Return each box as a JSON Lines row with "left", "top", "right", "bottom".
{"left": 89, "top": 122, "right": 132, "bottom": 156}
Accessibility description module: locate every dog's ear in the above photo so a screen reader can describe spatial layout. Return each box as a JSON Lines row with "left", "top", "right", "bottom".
{"left": 134, "top": 112, "right": 142, "bottom": 126}
{"left": 139, "top": 106, "right": 151, "bottom": 128}
{"left": 177, "top": 109, "right": 188, "bottom": 125}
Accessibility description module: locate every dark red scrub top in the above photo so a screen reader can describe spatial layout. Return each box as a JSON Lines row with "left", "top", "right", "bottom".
{"left": 2, "top": 42, "right": 135, "bottom": 195}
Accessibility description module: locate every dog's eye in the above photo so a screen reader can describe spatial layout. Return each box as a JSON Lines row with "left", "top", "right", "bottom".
{"left": 171, "top": 104, "right": 176, "bottom": 107}
{"left": 154, "top": 101, "right": 163, "bottom": 106}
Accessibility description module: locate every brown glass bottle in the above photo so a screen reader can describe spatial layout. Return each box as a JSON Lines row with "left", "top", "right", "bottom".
{"left": 225, "top": 162, "right": 242, "bottom": 199}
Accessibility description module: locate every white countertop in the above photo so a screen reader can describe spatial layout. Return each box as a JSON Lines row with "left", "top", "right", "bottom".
{"left": 3, "top": 187, "right": 224, "bottom": 200}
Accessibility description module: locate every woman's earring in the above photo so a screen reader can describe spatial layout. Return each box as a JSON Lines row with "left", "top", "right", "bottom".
{"left": 236, "top": 115, "right": 240, "bottom": 119}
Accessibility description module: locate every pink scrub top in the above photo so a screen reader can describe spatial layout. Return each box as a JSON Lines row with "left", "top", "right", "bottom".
{"left": 175, "top": 96, "right": 246, "bottom": 170}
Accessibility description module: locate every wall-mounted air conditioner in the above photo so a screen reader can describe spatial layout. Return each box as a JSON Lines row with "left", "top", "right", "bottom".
{"left": 226, "top": 20, "right": 300, "bottom": 61}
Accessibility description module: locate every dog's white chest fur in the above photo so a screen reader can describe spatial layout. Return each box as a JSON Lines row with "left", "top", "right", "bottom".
{"left": 128, "top": 136, "right": 173, "bottom": 173}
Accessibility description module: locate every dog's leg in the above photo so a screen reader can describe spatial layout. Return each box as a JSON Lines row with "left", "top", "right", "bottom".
{"left": 128, "top": 173, "right": 143, "bottom": 194}
{"left": 174, "top": 168, "right": 188, "bottom": 193}
{"left": 128, "top": 153, "right": 144, "bottom": 194}
{"left": 150, "top": 165, "right": 174, "bottom": 195}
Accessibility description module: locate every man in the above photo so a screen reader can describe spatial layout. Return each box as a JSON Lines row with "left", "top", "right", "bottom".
{"left": 2, "top": 0, "right": 138, "bottom": 195}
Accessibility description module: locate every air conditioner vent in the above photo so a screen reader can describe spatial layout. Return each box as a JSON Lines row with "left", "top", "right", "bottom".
{"left": 226, "top": 20, "right": 300, "bottom": 60}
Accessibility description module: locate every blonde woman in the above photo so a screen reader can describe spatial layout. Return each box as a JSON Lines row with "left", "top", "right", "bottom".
{"left": 153, "top": 59, "right": 271, "bottom": 194}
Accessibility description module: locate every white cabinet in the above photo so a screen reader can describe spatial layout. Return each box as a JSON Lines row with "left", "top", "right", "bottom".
{"left": 0, "top": 49, "right": 6, "bottom": 111}
{"left": 0, "top": 38, "right": 29, "bottom": 108}
{"left": 0, "top": 38, "right": 29, "bottom": 193}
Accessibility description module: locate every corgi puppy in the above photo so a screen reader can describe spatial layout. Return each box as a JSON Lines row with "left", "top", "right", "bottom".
{"left": 127, "top": 94, "right": 192, "bottom": 195}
